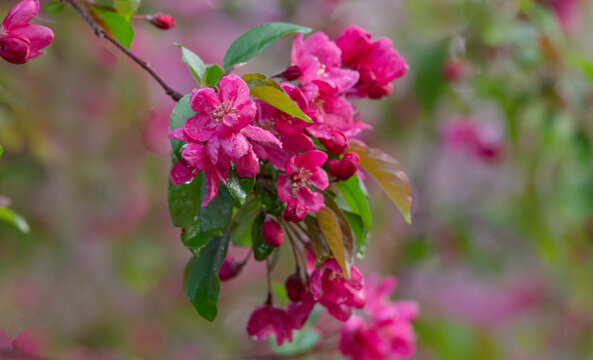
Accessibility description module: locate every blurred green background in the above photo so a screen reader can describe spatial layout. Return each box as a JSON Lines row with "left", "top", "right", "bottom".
{"left": 1, "top": 0, "right": 593, "bottom": 359}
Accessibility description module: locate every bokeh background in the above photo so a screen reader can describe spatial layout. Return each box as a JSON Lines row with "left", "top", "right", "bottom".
{"left": 1, "top": 0, "right": 593, "bottom": 359}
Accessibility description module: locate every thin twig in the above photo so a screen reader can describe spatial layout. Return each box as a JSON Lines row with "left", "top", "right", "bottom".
{"left": 65, "top": 0, "right": 183, "bottom": 102}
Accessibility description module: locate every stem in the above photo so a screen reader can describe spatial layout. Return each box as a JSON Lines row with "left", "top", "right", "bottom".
{"left": 64, "top": 0, "right": 183, "bottom": 102}
{"left": 265, "top": 258, "right": 272, "bottom": 305}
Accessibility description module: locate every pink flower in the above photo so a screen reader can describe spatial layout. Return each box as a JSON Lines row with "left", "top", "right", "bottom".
{"left": 336, "top": 26, "right": 408, "bottom": 99}
{"left": 285, "top": 272, "right": 316, "bottom": 329}
{"left": 442, "top": 117, "right": 504, "bottom": 163}
{"left": 179, "top": 74, "right": 280, "bottom": 177}
{"left": 246, "top": 305, "right": 293, "bottom": 346}
{"left": 291, "top": 32, "right": 359, "bottom": 95}
{"left": 339, "top": 275, "right": 419, "bottom": 360}
{"left": 310, "top": 258, "right": 365, "bottom": 321}
{"left": 169, "top": 142, "right": 229, "bottom": 206}
{"left": 0, "top": 0, "right": 53, "bottom": 64}
{"left": 300, "top": 82, "right": 369, "bottom": 142}
{"left": 251, "top": 83, "right": 314, "bottom": 168}
{"left": 0, "top": 328, "right": 43, "bottom": 359}
{"left": 277, "top": 150, "right": 329, "bottom": 222}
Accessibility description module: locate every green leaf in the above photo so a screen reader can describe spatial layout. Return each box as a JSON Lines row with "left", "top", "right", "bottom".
{"left": 175, "top": 44, "right": 207, "bottom": 86}
{"left": 43, "top": 1, "right": 65, "bottom": 15}
{"left": 169, "top": 94, "right": 195, "bottom": 158}
{"left": 226, "top": 171, "right": 255, "bottom": 206}
{"left": 316, "top": 207, "right": 349, "bottom": 277}
{"left": 230, "top": 196, "right": 261, "bottom": 246}
{"left": 223, "top": 22, "right": 311, "bottom": 70}
{"left": 244, "top": 74, "right": 312, "bottom": 123}
{"left": 185, "top": 232, "right": 230, "bottom": 321}
{"left": 348, "top": 141, "right": 412, "bottom": 224}
{"left": 0, "top": 207, "right": 30, "bottom": 233}
{"left": 92, "top": 8, "right": 135, "bottom": 48}
{"left": 256, "top": 181, "right": 284, "bottom": 217}
{"left": 343, "top": 210, "right": 364, "bottom": 251}
{"left": 168, "top": 173, "right": 234, "bottom": 255}
{"left": 114, "top": 0, "right": 140, "bottom": 21}
{"left": 336, "top": 174, "right": 371, "bottom": 255}
{"left": 251, "top": 212, "right": 274, "bottom": 261}
{"left": 205, "top": 65, "right": 224, "bottom": 87}
{"left": 0, "top": 144, "right": 3, "bottom": 158}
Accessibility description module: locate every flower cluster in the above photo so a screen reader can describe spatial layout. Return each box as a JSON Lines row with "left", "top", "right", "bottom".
{"left": 169, "top": 25, "right": 416, "bottom": 359}
{"left": 0, "top": 0, "right": 53, "bottom": 64}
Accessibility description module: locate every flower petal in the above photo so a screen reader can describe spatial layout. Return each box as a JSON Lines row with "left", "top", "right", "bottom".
{"left": 234, "top": 147, "right": 259, "bottom": 178}
{"left": 218, "top": 74, "right": 250, "bottom": 107}
{"left": 2, "top": 0, "right": 38, "bottom": 31}
{"left": 219, "top": 132, "right": 249, "bottom": 159}
{"left": 242, "top": 125, "right": 281, "bottom": 146}
{"left": 170, "top": 160, "right": 196, "bottom": 185}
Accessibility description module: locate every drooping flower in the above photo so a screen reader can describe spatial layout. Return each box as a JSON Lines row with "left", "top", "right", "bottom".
{"left": 339, "top": 275, "right": 419, "bottom": 360}
{"left": 291, "top": 32, "right": 359, "bottom": 95}
{"left": 310, "top": 258, "right": 365, "bottom": 321}
{"left": 246, "top": 305, "right": 293, "bottom": 346}
{"left": 0, "top": 0, "right": 54, "bottom": 64}
{"left": 336, "top": 26, "right": 408, "bottom": 99}
{"left": 277, "top": 150, "right": 329, "bottom": 222}
{"left": 442, "top": 116, "right": 503, "bottom": 162}
{"left": 285, "top": 272, "right": 316, "bottom": 329}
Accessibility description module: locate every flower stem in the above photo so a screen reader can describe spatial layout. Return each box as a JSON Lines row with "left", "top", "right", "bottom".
{"left": 64, "top": 0, "right": 183, "bottom": 102}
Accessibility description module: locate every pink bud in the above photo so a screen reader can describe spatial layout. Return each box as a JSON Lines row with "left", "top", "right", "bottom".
{"left": 320, "top": 131, "right": 349, "bottom": 155}
{"left": 284, "top": 199, "right": 307, "bottom": 223}
{"left": 218, "top": 255, "right": 244, "bottom": 281}
{"left": 262, "top": 218, "right": 284, "bottom": 247}
{"left": 0, "top": 36, "right": 31, "bottom": 64}
{"left": 149, "top": 13, "right": 176, "bottom": 30}
{"left": 442, "top": 58, "right": 467, "bottom": 82}
{"left": 285, "top": 272, "right": 306, "bottom": 302}
{"left": 328, "top": 152, "right": 360, "bottom": 180}
{"left": 281, "top": 65, "right": 302, "bottom": 81}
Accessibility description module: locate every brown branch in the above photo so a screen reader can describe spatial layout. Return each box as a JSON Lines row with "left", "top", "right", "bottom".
{"left": 64, "top": 0, "right": 183, "bottom": 102}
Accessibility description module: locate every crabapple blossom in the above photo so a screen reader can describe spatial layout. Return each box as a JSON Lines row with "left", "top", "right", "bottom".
{"left": 336, "top": 25, "right": 408, "bottom": 99}
{"left": 148, "top": 13, "right": 176, "bottom": 30}
{"left": 0, "top": 0, "right": 53, "bottom": 64}
{"left": 291, "top": 32, "right": 359, "bottom": 95}
{"left": 218, "top": 255, "right": 245, "bottom": 281}
{"left": 246, "top": 305, "right": 293, "bottom": 346}
{"left": 277, "top": 150, "right": 329, "bottom": 222}
{"left": 310, "top": 258, "right": 366, "bottom": 321}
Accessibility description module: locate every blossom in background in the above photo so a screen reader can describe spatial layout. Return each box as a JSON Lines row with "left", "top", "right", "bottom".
{"left": 442, "top": 116, "right": 504, "bottom": 163}
{"left": 0, "top": 0, "right": 54, "bottom": 64}
{"left": 336, "top": 25, "right": 408, "bottom": 99}
{"left": 0, "top": 328, "right": 43, "bottom": 359}
{"left": 310, "top": 258, "right": 366, "bottom": 320}
{"left": 339, "top": 275, "right": 419, "bottom": 360}
{"left": 291, "top": 32, "right": 359, "bottom": 95}
{"left": 277, "top": 150, "right": 329, "bottom": 222}
{"left": 246, "top": 305, "right": 294, "bottom": 346}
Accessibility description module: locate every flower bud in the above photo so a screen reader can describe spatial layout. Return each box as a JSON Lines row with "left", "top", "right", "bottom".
{"left": 320, "top": 131, "right": 349, "bottom": 155}
{"left": 262, "top": 218, "right": 284, "bottom": 247}
{"left": 218, "top": 255, "right": 244, "bottom": 281}
{"left": 0, "top": 36, "right": 31, "bottom": 64}
{"left": 281, "top": 65, "right": 302, "bottom": 81}
{"left": 285, "top": 272, "right": 307, "bottom": 302}
{"left": 284, "top": 199, "right": 307, "bottom": 223}
{"left": 328, "top": 152, "right": 360, "bottom": 180}
{"left": 149, "top": 13, "right": 176, "bottom": 30}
